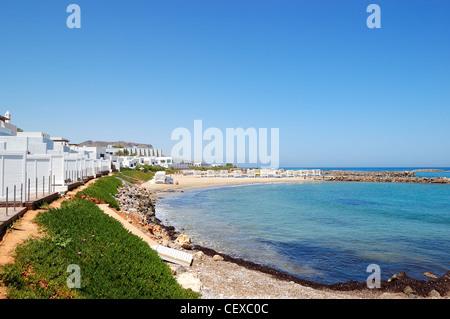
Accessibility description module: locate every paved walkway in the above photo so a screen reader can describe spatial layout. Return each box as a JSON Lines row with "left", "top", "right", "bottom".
{"left": 0, "top": 207, "right": 28, "bottom": 232}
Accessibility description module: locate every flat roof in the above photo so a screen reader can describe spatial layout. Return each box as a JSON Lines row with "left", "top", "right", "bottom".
{"left": 51, "top": 137, "right": 70, "bottom": 142}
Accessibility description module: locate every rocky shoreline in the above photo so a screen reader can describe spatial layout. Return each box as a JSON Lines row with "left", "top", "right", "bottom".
{"left": 113, "top": 180, "right": 449, "bottom": 299}
{"left": 322, "top": 170, "right": 450, "bottom": 184}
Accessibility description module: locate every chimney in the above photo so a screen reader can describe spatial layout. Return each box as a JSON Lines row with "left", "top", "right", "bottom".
{"left": 5, "top": 110, "right": 11, "bottom": 123}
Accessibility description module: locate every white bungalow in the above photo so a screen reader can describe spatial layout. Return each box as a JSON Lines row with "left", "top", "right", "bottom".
{"left": 0, "top": 111, "right": 113, "bottom": 198}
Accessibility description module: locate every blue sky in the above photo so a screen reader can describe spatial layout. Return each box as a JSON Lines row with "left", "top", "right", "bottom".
{"left": 0, "top": 0, "right": 449, "bottom": 167}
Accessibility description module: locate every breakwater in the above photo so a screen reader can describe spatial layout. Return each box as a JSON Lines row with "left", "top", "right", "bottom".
{"left": 322, "top": 170, "right": 450, "bottom": 184}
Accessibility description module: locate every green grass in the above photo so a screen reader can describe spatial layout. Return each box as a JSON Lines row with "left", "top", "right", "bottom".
{"left": 75, "top": 176, "right": 122, "bottom": 210}
{"left": 119, "top": 169, "right": 155, "bottom": 182}
{"left": 113, "top": 173, "right": 137, "bottom": 184}
{"left": 0, "top": 199, "right": 200, "bottom": 299}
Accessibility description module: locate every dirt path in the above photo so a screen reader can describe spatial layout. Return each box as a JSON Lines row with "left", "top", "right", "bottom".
{"left": 0, "top": 178, "right": 98, "bottom": 299}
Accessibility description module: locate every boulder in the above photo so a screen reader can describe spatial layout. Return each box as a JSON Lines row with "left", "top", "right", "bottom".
{"left": 194, "top": 251, "right": 205, "bottom": 261}
{"left": 176, "top": 272, "right": 202, "bottom": 293}
{"left": 174, "top": 234, "right": 192, "bottom": 249}
{"left": 213, "top": 254, "right": 224, "bottom": 262}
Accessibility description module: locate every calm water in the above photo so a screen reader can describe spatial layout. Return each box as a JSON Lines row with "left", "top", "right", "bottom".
{"left": 156, "top": 181, "right": 450, "bottom": 284}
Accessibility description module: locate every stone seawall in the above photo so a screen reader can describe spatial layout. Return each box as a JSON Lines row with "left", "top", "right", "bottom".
{"left": 321, "top": 170, "right": 450, "bottom": 184}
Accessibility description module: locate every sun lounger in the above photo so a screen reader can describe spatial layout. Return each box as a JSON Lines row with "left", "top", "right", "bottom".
{"left": 260, "top": 169, "right": 269, "bottom": 178}
{"left": 220, "top": 170, "right": 228, "bottom": 177}
{"left": 233, "top": 170, "right": 242, "bottom": 178}
{"left": 155, "top": 171, "right": 167, "bottom": 184}
{"left": 193, "top": 170, "right": 202, "bottom": 178}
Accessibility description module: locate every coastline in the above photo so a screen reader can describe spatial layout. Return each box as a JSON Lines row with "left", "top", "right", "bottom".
{"left": 135, "top": 175, "right": 449, "bottom": 299}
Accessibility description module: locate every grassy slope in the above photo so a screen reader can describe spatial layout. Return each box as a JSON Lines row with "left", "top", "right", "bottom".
{"left": 75, "top": 176, "right": 122, "bottom": 209}
{"left": 0, "top": 175, "right": 200, "bottom": 299}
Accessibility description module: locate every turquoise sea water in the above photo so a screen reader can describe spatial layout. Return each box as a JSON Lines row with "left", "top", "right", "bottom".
{"left": 156, "top": 181, "right": 450, "bottom": 284}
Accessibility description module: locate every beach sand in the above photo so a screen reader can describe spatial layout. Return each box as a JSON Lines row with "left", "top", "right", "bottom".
{"left": 141, "top": 174, "right": 319, "bottom": 191}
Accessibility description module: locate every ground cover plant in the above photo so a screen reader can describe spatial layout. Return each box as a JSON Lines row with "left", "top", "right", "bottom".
{"left": 0, "top": 198, "right": 200, "bottom": 299}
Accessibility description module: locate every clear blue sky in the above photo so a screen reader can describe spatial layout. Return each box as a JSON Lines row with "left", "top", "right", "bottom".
{"left": 1, "top": 0, "right": 449, "bottom": 167}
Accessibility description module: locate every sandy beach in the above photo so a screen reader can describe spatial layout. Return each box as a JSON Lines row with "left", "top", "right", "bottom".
{"left": 141, "top": 174, "right": 320, "bottom": 191}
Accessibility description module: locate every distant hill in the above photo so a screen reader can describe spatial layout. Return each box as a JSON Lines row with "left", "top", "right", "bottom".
{"left": 77, "top": 140, "right": 153, "bottom": 149}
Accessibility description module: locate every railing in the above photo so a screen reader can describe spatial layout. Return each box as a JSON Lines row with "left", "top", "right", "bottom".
{"left": 2, "top": 175, "right": 58, "bottom": 216}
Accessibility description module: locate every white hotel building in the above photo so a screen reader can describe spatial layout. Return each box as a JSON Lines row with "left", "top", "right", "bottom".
{"left": 0, "top": 111, "right": 112, "bottom": 199}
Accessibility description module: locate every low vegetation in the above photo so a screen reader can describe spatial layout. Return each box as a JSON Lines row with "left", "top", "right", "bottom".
{"left": 188, "top": 163, "right": 236, "bottom": 171}
{"left": 75, "top": 176, "right": 122, "bottom": 210}
{"left": 0, "top": 191, "right": 199, "bottom": 299}
{"left": 114, "top": 165, "right": 176, "bottom": 183}
{"left": 118, "top": 168, "right": 155, "bottom": 181}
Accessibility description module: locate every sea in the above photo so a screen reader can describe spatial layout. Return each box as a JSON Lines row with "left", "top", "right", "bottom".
{"left": 155, "top": 168, "right": 450, "bottom": 285}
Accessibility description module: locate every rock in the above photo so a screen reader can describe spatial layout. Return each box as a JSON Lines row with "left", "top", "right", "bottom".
{"left": 403, "top": 286, "right": 414, "bottom": 294}
{"left": 161, "top": 239, "right": 171, "bottom": 247}
{"left": 168, "top": 263, "right": 186, "bottom": 276}
{"left": 428, "top": 290, "right": 441, "bottom": 298}
{"left": 213, "top": 254, "right": 224, "bottom": 262}
{"left": 174, "top": 234, "right": 192, "bottom": 249}
{"left": 176, "top": 272, "right": 202, "bottom": 293}
{"left": 388, "top": 272, "right": 407, "bottom": 282}
{"left": 423, "top": 272, "right": 438, "bottom": 279}
{"left": 194, "top": 251, "right": 205, "bottom": 261}
{"left": 379, "top": 292, "right": 408, "bottom": 299}
{"left": 151, "top": 225, "right": 163, "bottom": 237}
{"left": 115, "top": 185, "right": 157, "bottom": 225}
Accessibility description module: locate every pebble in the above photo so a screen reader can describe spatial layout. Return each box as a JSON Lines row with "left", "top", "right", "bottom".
{"left": 403, "top": 286, "right": 414, "bottom": 294}
{"left": 428, "top": 290, "right": 441, "bottom": 298}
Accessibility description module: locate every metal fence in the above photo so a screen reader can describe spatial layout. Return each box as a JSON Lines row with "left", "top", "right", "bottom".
{"left": 3, "top": 174, "right": 58, "bottom": 216}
